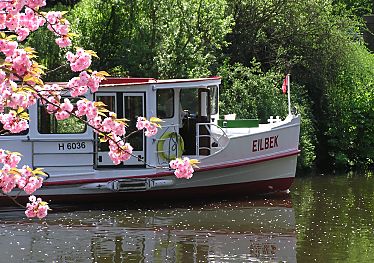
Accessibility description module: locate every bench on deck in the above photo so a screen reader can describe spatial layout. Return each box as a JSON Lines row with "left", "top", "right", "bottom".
{"left": 217, "top": 119, "right": 259, "bottom": 128}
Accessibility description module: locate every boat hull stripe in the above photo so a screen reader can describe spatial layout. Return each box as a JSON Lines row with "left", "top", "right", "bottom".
{"left": 44, "top": 149, "right": 300, "bottom": 186}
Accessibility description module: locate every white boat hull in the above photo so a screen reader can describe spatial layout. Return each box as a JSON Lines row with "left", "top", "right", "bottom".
{"left": 0, "top": 150, "right": 298, "bottom": 205}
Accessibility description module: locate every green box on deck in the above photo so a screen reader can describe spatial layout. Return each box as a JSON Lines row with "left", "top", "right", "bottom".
{"left": 217, "top": 119, "right": 259, "bottom": 128}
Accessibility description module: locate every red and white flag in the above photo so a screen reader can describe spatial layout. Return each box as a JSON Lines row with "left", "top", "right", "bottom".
{"left": 282, "top": 75, "right": 288, "bottom": 94}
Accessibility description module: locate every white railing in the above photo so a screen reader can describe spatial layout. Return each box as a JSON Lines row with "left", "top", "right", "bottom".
{"left": 196, "top": 123, "right": 229, "bottom": 158}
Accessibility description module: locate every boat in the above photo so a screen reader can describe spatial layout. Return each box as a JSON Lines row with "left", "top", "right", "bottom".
{"left": 0, "top": 77, "right": 300, "bottom": 205}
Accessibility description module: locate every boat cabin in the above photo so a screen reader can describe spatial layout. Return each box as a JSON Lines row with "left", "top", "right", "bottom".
{"left": 0, "top": 77, "right": 227, "bottom": 174}
{"left": 95, "top": 77, "right": 221, "bottom": 168}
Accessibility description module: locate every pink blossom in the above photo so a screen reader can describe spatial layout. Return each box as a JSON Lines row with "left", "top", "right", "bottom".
{"left": 89, "top": 71, "right": 104, "bottom": 92}
{"left": 5, "top": 14, "right": 19, "bottom": 31}
{"left": 0, "top": 172, "right": 17, "bottom": 193}
{"left": 16, "top": 27, "right": 30, "bottom": 41}
{"left": 85, "top": 101, "right": 98, "bottom": 119}
{"left": 88, "top": 116, "right": 102, "bottom": 131}
{"left": 19, "top": 8, "right": 40, "bottom": 32}
{"left": 55, "top": 36, "right": 71, "bottom": 48}
{"left": 25, "top": 0, "right": 46, "bottom": 9}
{"left": 67, "top": 71, "right": 103, "bottom": 96}
{"left": 25, "top": 195, "right": 49, "bottom": 219}
{"left": 66, "top": 48, "right": 92, "bottom": 72}
{"left": 75, "top": 99, "right": 88, "bottom": 116}
{"left": 44, "top": 96, "right": 60, "bottom": 113}
{"left": 9, "top": 49, "right": 32, "bottom": 76}
{"left": 45, "top": 11, "right": 62, "bottom": 25}
{"left": 15, "top": 165, "right": 44, "bottom": 194}
{"left": 108, "top": 136, "right": 133, "bottom": 164}
{"left": 55, "top": 98, "right": 73, "bottom": 120}
{"left": 23, "top": 176, "right": 43, "bottom": 194}
{"left": 136, "top": 117, "right": 147, "bottom": 130}
{"left": 0, "top": 111, "right": 29, "bottom": 133}
{"left": 144, "top": 122, "right": 158, "bottom": 137}
{"left": 0, "top": 40, "right": 18, "bottom": 57}
{"left": 60, "top": 98, "right": 73, "bottom": 112}
{"left": 0, "top": 14, "right": 6, "bottom": 29}
{"left": 169, "top": 157, "right": 197, "bottom": 179}
{"left": 136, "top": 117, "right": 160, "bottom": 137}
{"left": 75, "top": 99, "right": 100, "bottom": 120}
{"left": 0, "top": 151, "right": 21, "bottom": 168}
{"left": 102, "top": 117, "right": 126, "bottom": 136}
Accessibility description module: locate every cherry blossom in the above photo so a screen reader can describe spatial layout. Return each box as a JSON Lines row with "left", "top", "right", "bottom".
{"left": 169, "top": 157, "right": 199, "bottom": 179}
{"left": 0, "top": 151, "right": 45, "bottom": 195}
{"left": 55, "top": 36, "right": 71, "bottom": 48}
{"left": 0, "top": 110, "right": 29, "bottom": 133}
{"left": 102, "top": 113, "right": 126, "bottom": 136}
{"left": 108, "top": 135, "right": 133, "bottom": 164}
{"left": 25, "top": 195, "right": 49, "bottom": 219}
{"left": 67, "top": 71, "right": 105, "bottom": 96}
{"left": 55, "top": 98, "right": 73, "bottom": 120}
{"left": 136, "top": 117, "right": 161, "bottom": 137}
{"left": 66, "top": 48, "right": 92, "bottom": 72}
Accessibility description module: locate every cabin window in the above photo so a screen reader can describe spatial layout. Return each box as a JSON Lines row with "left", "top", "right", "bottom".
{"left": 0, "top": 108, "right": 29, "bottom": 136}
{"left": 38, "top": 98, "right": 86, "bottom": 134}
{"left": 157, "top": 89, "right": 174, "bottom": 119}
{"left": 209, "top": 85, "right": 218, "bottom": 115}
{"left": 180, "top": 89, "right": 199, "bottom": 116}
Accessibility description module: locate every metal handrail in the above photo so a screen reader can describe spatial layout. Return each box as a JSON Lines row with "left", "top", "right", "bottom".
{"left": 196, "top": 123, "right": 229, "bottom": 158}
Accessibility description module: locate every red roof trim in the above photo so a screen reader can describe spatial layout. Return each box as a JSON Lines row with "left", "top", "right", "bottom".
{"left": 101, "top": 78, "right": 156, "bottom": 85}
{"left": 99, "top": 76, "right": 221, "bottom": 87}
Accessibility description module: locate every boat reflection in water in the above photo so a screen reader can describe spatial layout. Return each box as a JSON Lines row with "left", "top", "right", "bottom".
{"left": 0, "top": 195, "right": 296, "bottom": 262}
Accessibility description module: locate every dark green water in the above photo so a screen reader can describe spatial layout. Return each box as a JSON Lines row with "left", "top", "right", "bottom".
{"left": 0, "top": 172, "right": 373, "bottom": 262}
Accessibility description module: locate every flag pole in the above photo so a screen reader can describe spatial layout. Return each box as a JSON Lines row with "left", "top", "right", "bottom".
{"left": 287, "top": 74, "right": 291, "bottom": 116}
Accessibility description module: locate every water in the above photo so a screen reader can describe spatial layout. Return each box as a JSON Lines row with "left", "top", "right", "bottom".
{"left": 0, "top": 173, "right": 373, "bottom": 262}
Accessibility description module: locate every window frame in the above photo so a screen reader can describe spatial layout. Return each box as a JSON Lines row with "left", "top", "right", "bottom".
{"left": 156, "top": 88, "right": 175, "bottom": 119}
{"left": 37, "top": 97, "right": 87, "bottom": 134}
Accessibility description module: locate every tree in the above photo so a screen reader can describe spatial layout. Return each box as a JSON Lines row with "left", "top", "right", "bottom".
{"left": 24, "top": 0, "right": 232, "bottom": 81}
{"left": 224, "top": 0, "right": 374, "bottom": 170}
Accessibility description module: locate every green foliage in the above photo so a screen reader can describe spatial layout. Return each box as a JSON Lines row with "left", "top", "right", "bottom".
{"left": 326, "top": 42, "right": 374, "bottom": 168}
{"left": 224, "top": 0, "right": 373, "bottom": 170}
{"left": 291, "top": 82, "right": 317, "bottom": 170}
{"left": 218, "top": 62, "right": 316, "bottom": 170}
{"left": 70, "top": 0, "right": 232, "bottom": 78}
{"left": 332, "top": 0, "right": 372, "bottom": 18}
{"left": 218, "top": 61, "right": 287, "bottom": 122}
{"left": 56, "top": 116, "right": 86, "bottom": 134}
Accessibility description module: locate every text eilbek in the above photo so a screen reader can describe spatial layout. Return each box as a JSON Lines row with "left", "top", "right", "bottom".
{"left": 252, "top": 136, "right": 278, "bottom": 152}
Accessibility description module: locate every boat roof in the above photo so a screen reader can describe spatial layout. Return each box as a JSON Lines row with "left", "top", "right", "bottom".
{"left": 100, "top": 76, "right": 221, "bottom": 89}
{"left": 46, "top": 77, "right": 221, "bottom": 91}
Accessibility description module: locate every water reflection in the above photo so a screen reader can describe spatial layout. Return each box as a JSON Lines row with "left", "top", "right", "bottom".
{"left": 291, "top": 173, "right": 374, "bottom": 262}
{"left": 0, "top": 196, "right": 296, "bottom": 262}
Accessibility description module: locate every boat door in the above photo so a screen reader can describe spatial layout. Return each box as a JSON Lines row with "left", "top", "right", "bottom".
{"left": 179, "top": 87, "right": 211, "bottom": 155}
{"left": 123, "top": 93, "right": 145, "bottom": 166}
{"left": 95, "top": 92, "right": 145, "bottom": 167}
